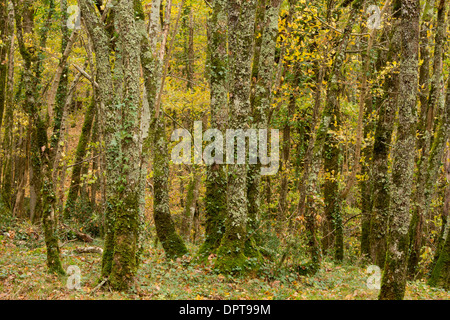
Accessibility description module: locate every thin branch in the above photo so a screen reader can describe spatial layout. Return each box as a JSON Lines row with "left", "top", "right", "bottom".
{"left": 46, "top": 29, "right": 80, "bottom": 117}
{"left": 66, "top": 155, "right": 101, "bottom": 169}
{"left": 313, "top": 15, "right": 369, "bottom": 36}
{"left": 73, "top": 64, "right": 99, "bottom": 88}
{"left": 154, "top": 0, "right": 187, "bottom": 119}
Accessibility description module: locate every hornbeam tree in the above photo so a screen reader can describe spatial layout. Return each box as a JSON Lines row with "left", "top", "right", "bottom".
{"left": 379, "top": 0, "right": 420, "bottom": 300}
{"left": 79, "top": 0, "right": 144, "bottom": 290}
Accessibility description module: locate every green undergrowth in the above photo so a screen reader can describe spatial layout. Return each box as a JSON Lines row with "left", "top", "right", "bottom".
{"left": 0, "top": 233, "right": 448, "bottom": 300}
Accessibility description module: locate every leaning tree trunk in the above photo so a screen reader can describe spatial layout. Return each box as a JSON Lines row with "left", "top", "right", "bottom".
{"left": 49, "top": 0, "right": 71, "bottom": 160}
{"left": 138, "top": 0, "right": 188, "bottom": 259}
{"left": 379, "top": 0, "right": 420, "bottom": 300}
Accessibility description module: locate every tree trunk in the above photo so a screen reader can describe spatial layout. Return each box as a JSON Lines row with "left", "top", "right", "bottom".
{"left": 379, "top": 0, "right": 420, "bottom": 300}
{"left": 214, "top": 0, "right": 258, "bottom": 273}
{"left": 407, "top": 0, "right": 447, "bottom": 279}
{"left": 12, "top": 0, "right": 65, "bottom": 275}
{"left": 153, "top": 117, "right": 189, "bottom": 258}
{"left": 198, "top": 0, "right": 228, "bottom": 257}
{"left": 1, "top": 4, "right": 15, "bottom": 209}
{"left": 369, "top": 13, "right": 401, "bottom": 267}
{"left": 302, "top": 0, "right": 364, "bottom": 271}
{"left": 139, "top": 0, "right": 188, "bottom": 259}
{"left": 0, "top": 0, "right": 9, "bottom": 132}
{"left": 428, "top": 219, "right": 450, "bottom": 289}
{"left": 247, "top": 0, "right": 282, "bottom": 254}
{"left": 181, "top": 166, "right": 202, "bottom": 241}
{"left": 63, "top": 97, "right": 96, "bottom": 219}
{"left": 80, "top": 0, "right": 147, "bottom": 290}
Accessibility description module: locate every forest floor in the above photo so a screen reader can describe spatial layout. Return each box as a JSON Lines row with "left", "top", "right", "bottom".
{"left": 0, "top": 231, "right": 449, "bottom": 300}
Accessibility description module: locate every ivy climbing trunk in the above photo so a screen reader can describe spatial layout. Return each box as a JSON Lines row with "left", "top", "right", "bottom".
{"left": 425, "top": 33, "right": 450, "bottom": 290}
{"left": 215, "top": 0, "right": 258, "bottom": 273}
{"left": 198, "top": 0, "right": 228, "bottom": 259}
{"left": 80, "top": 0, "right": 146, "bottom": 290}
{"left": 369, "top": 7, "right": 401, "bottom": 267}
{"left": 12, "top": 0, "right": 65, "bottom": 275}
{"left": 138, "top": 0, "right": 188, "bottom": 259}
{"left": 407, "top": 0, "right": 447, "bottom": 278}
{"left": 0, "top": 0, "right": 9, "bottom": 132}
{"left": 247, "top": 0, "right": 282, "bottom": 249}
{"left": 379, "top": 0, "right": 420, "bottom": 300}
{"left": 63, "top": 98, "right": 96, "bottom": 220}
{"left": 181, "top": 166, "right": 202, "bottom": 241}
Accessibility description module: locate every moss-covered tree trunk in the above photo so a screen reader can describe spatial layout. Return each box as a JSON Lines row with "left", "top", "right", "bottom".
{"left": 63, "top": 98, "right": 96, "bottom": 219}
{"left": 427, "top": 146, "right": 450, "bottom": 289}
{"left": 358, "top": 3, "right": 389, "bottom": 258}
{"left": 49, "top": 0, "right": 70, "bottom": 161}
{"left": 323, "top": 112, "right": 343, "bottom": 260}
{"left": 138, "top": 0, "right": 188, "bottom": 260}
{"left": 198, "top": 0, "right": 228, "bottom": 260}
{"left": 379, "top": 0, "right": 420, "bottom": 300}
{"left": 0, "top": 0, "right": 9, "bottom": 132}
{"left": 78, "top": 0, "right": 119, "bottom": 279}
{"left": 80, "top": 0, "right": 147, "bottom": 290}
{"left": 428, "top": 218, "right": 450, "bottom": 290}
{"left": 181, "top": 166, "right": 201, "bottom": 241}
{"left": 12, "top": 0, "right": 65, "bottom": 275}
{"left": 215, "top": 0, "right": 258, "bottom": 273}
{"left": 369, "top": 10, "right": 401, "bottom": 267}
{"left": 41, "top": 144, "right": 65, "bottom": 276}
{"left": 107, "top": 0, "right": 144, "bottom": 290}
{"left": 0, "top": 4, "right": 14, "bottom": 209}
{"left": 424, "top": 27, "right": 450, "bottom": 288}
{"left": 247, "top": 0, "right": 282, "bottom": 253}
{"left": 279, "top": 86, "right": 296, "bottom": 233}
{"left": 407, "top": 0, "right": 447, "bottom": 278}
{"left": 153, "top": 117, "right": 189, "bottom": 258}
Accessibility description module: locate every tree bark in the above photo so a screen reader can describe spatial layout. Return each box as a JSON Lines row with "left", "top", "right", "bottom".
{"left": 369, "top": 8, "right": 401, "bottom": 266}
{"left": 379, "top": 0, "right": 420, "bottom": 300}
{"left": 198, "top": 0, "right": 228, "bottom": 260}
{"left": 407, "top": 0, "right": 447, "bottom": 278}
{"left": 215, "top": 0, "right": 258, "bottom": 273}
